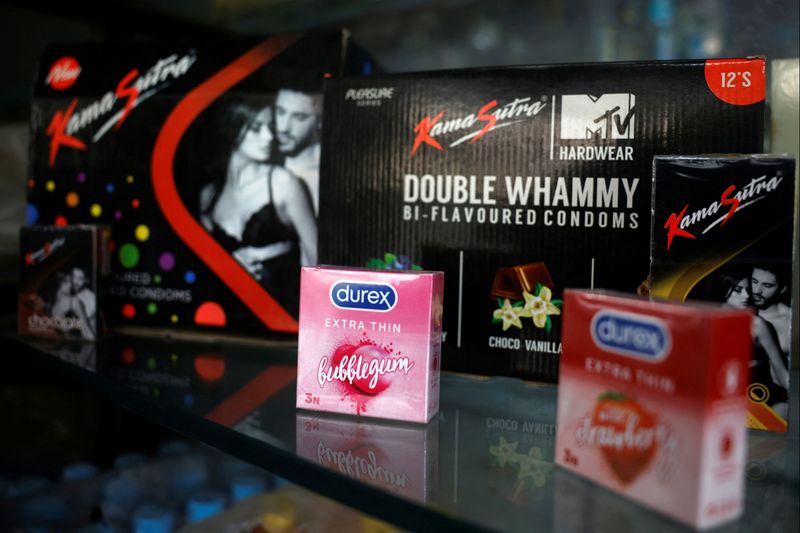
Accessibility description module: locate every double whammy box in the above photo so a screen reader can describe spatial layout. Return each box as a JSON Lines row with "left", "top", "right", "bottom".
{"left": 319, "top": 58, "right": 766, "bottom": 382}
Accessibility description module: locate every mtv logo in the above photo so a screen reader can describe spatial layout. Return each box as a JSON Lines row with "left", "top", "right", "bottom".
{"left": 560, "top": 94, "right": 636, "bottom": 140}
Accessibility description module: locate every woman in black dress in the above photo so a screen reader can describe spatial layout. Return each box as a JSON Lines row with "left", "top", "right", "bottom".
{"left": 721, "top": 273, "right": 788, "bottom": 416}
{"left": 200, "top": 101, "right": 316, "bottom": 316}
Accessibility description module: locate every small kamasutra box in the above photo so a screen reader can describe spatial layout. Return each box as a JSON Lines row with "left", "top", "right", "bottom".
{"left": 296, "top": 266, "right": 444, "bottom": 423}
{"left": 650, "top": 155, "right": 796, "bottom": 432}
{"left": 555, "top": 290, "right": 752, "bottom": 530}
{"left": 19, "top": 225, "right": 110, "bottom": 341}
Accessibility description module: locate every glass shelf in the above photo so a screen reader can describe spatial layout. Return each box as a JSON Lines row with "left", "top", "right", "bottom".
{"left": 5, "top": 325, "right": 799, "bottom": 533}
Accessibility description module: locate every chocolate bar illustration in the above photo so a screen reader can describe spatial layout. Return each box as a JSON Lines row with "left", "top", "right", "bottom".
{"left": 490, "top": 262, "right": 554, "bottom": 300}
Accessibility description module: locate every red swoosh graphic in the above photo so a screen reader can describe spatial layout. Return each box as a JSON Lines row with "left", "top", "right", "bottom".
{"left": 206, "top": 365, "right": 296, "bottom": 427}
{"left": 152, "top": 36, "right": 300, "bottom": 333}
{"left": 747, "top": 400, "right": 788, "bottom": 432}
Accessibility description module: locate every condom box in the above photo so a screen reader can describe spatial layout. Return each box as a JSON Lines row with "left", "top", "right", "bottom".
{"left": 650, "top": 155, "right": 797, "bottom": 432}
{"left": 318, "top": 58, "right": 765, "bottom": 382}
{"left": 28, "top": 34, "right": 376, "bottom": 336}
{"left": 296, "top": 412, "right": 438, "bottom": 502}
{"left": 296, "top": 266, "right": 444, "bottom": 423}
{"left": 19, "top": 225, "right": 110, "bottom": 341}
{"left": 555, "top": 290, "right": 752, "bottom": 529}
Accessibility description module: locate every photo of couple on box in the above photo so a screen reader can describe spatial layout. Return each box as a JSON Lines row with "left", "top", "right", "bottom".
{"left": 717, "top": 263, "right": 791, "bottom": 418}
{"left": 19, "top": 226, "right": 104, "bottom": 342}
{"left": 47, "top": 265, "right": 97, "bottom": 340}
{"left": 182, "top": 86, "right": 321, "bottom": 317}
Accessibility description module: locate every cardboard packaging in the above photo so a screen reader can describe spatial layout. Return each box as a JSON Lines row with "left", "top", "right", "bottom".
{"left": 318, "top": 58, "right": 765, "bottom": 382}
{"left": 296, "top": 266, "right": 444, "bottom": 423}
{"left": 650, "top": 154, "right": 797, "bottom": 432}
{"left": 555, "top": 290, "right": 752, "bottom": 529}
{"left": 769, "top": 59, "right": 800, "bottom": 383}
{"left": 19, "top": 225, "right": 110, "bottom": 341}
{"left": 27, "top": 33, "right": 375, "bottom": 335}
{"left": 296, "top": 413, "right": 438, "bottom": 502}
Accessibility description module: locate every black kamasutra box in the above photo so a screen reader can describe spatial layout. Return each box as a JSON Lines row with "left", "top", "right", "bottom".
{"left": 319, "top": 58, "right": 765, "bottom": 381}
{"left": 651, "top": 155, "right": 796, "bottom": 432}
{"left": 19, "top": 225, "right": 110, "bottom": 341}
{"left": 28, "top": 33, "right": 375, "bottom": 335}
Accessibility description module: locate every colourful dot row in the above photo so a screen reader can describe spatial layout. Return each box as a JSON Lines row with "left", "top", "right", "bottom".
{"left": 120, "top": 301, "right": 225, "bottom": 327}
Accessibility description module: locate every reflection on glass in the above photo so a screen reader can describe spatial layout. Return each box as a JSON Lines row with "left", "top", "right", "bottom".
{"left": 489, "top": 436, "right": 553, "bottom": 497}
{"left": 193, "top": 353, "right": 226, "bottom": 383}
{"left": 296, "top": 412, "right": 438, "bottom": 503}
{"left": 435, "top": 376, "right": 558, "bottom": 531}
{"left": 25, "top": 339, "right": 98, "bottom": 371}
{"left": 104, "top": 344, "right": 195, "bottom": 401}
{"left": 552, "top": 469, "right": 687, "bottom": 533}
{"left": 481, "top": 414, "right": 556, "bottom": 512}
{"left": 10, "top": 333, "right": 798, "bottom": 533}
{"left": 740, "top": 434, "right": 791, "bottom": 531}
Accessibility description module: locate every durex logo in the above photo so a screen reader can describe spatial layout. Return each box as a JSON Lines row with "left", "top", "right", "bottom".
{"left": 590, "top": 310, "right": 670, "bottom": 361}
{"left": 330, "top": 281, "right": 398, "bottom": 312}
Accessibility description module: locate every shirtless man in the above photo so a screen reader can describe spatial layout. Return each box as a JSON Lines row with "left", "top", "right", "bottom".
{"left": 274, "top": 88, "right": 322, "bottom": 215}
{"left": 750, "top": 266, "right": 791, "bottom": 357}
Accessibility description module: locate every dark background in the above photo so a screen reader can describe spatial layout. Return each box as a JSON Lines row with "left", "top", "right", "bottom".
{"left": 0, "top": 2, "right": 796, "bottom": 530}
{"left": 2, "top": 0, "right": 798, "bottom": 278}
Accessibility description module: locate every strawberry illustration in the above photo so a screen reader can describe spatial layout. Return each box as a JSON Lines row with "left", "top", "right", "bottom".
{"left": 591, "top": 392, "right": 658, "bottom": 485}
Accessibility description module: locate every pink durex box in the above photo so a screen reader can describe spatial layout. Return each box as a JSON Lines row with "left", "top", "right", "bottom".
{"left": 296, "top": 266, "right": 444, "bottom": 423}
{"left": 555, "top": 290, "right": 752, "bottom": 530}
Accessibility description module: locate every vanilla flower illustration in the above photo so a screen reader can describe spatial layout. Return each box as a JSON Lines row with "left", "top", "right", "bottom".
{"left": 515, "top": 446, "right": 552, "bottom": 487}
{"left": 492, "top": 298, "right": 524, "bottom": 331}
{"left": 520, "top": 284, "right": 561, "bottom": 331}
{"left": 489, "top": 436, "right": 520, "bottom": 467}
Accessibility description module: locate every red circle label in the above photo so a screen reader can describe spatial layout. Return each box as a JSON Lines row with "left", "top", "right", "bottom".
{"left": 704, "top": 59, "right": 765, "bottom": 106}
{"left": 46, "top": 56, "right": 81, "bottom": 91}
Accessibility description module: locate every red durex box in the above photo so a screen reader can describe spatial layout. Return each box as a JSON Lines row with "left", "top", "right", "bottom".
{"left": 555, "top": 290, "right": 752, "bottom": 529}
